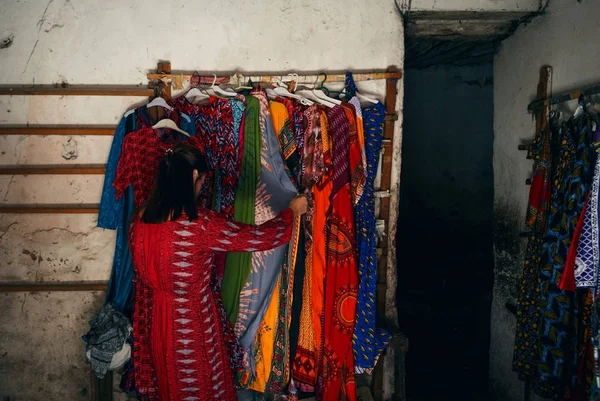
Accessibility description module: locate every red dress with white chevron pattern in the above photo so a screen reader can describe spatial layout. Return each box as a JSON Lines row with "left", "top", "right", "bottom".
{"left": 129, "top": 208, "right": 293, "bottom": 401}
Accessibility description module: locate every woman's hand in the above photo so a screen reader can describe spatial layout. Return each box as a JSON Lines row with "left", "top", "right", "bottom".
{"left": 288, "top": 195, "right": 309, "bottom": 216}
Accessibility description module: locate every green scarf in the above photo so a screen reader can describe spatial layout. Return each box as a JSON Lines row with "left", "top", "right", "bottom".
{"left": 222, "top": 96, "right": 261, "bottom": 324}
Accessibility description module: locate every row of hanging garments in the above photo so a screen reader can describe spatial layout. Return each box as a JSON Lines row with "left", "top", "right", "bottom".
{"left": 512, "top": 98, "right": 600, "bottom": 401}
{"left": 86, "top": 71, "right": 391, "bottom": 401}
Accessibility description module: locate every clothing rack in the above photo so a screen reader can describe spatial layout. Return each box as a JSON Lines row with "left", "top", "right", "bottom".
{"left": 148, "top": 70, "right": 403, "bottom": 92}
{"left": 0, "top": 61, "right": 405, "bottom": 401}
{"left": 527, "top": 76, "right": 600, "bottom": 113}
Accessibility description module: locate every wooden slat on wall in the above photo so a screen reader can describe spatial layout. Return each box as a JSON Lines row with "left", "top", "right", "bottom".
{"left": 0, "top": 282, "right": 108, "bottom": 292}
{"left": 0, "top": 126, "right": 115, "bottom": 136}
{"left": 0, "top": 165, "right": 106, "bottom": 175}
{"left": 0, "top": 85, "right": 152, "bottom": 96}
{"left": 0, "top": 204, "right": 100, "bottom": 214}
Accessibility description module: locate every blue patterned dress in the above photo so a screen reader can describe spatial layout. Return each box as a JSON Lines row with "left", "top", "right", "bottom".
{"left": 535, "top": 117, "right": 596, "bottom": 398}
{"left": 345, "top": 72, "right": 391, "bottom": 373}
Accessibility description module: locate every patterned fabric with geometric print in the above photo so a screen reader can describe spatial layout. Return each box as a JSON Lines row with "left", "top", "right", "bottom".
{"left": 535, "top": 118, "right": 596, "bottom": 398}
{"left": 234, "top": 91, "right": 298, "bottom": 389}
{"left": 349, "top": 95, "right": 392, "bottom": 374}
{"left": 512, "top": 123, "right": 556, "bottom": 382}
{"left": 129, "top": 207, "right": 294, "bottom": 401}
{"left": 319, "top": 105, "right": 359, "bottom": 401}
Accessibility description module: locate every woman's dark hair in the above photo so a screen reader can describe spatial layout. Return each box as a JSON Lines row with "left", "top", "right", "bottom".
{"left": 141, "top": 144, "right": 209, "bottom": 223}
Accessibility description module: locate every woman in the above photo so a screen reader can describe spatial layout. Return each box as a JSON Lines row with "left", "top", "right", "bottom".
{"left": 129, "top": 144, "right": 308, "bottom": 401}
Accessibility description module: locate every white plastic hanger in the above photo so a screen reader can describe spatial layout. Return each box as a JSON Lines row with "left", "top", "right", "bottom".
{"left": 210, "top": 74, "right": 237, "bottom": 97}
{"left": 310, "top": 74, "right": 341, "bottom": 106}
{"left": 146, "top": 96, "right": 174, "bottom": 111}
{"left": 573, "top": 95, "right": 586, "bottom": 119}
{"left": 185, "top": 86, "right": 210, "bottom": 104}
{"left": 313, "top": 88, "right": 341, "bottom": 105}
{"left": 265, "top": 87, "right": 278, "bottom": 100}
{"left": 296, "top": 89, "right": 335, "bottom": 108}
{"left": 152, "top": 118, "right": 190, "bottom": 137}
{"left": 272, "top": 76, "right": 314, "bottom": 106}
{"left": 232, "top": 73, "right": 253, "bottom": 91}
{"left": 355, "top": 91, "right": 378, "bottom": 104}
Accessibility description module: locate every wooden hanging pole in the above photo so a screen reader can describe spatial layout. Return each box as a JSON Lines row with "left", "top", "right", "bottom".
{"left": 527, "top": 74, "right": 588, "bottom": 113}
{"left": 148, "top": 70, "right": 403, "bottom": 90}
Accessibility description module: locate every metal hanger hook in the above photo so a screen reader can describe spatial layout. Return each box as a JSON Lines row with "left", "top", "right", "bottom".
{"left": 318, "top": 72, "right": 328, "bottom": 88}
{"left": 318, "top": 72, "right": 329, "bottom": 95}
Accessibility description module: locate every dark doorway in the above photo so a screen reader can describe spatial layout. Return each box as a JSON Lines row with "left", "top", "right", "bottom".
{"left": 396, "top": 64, "right": 495, "bottom": 401}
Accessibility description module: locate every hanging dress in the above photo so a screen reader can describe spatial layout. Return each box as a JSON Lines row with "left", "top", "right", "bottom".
{"left": 271, "top": 97, "right": 311, "bottom": 389}
{"left": 348, "top": 94, "right": 392, "bottom": 371}
{"left": 512, "top": 125, "right": 554, "bottom": 382}
{"left": 251, "top": 100, "right": 302, "bottom": 394}
{"left": 99, "top": 107, "right": 195, "bottom": 317}
{"left": 534, "top": 117, "right": 596, "bottom": 398}
{"left": 169, "top": 96, "right": 246, "bottom": 379}
{"left": 234, "top": 91, "right": 297, "bottom": 388}
{"left": 320, "top": 106, "right": 358, "bottom": 401}
{"left": 222, "top": 96, "right": 262, "bottom": 324}
{"left": 97, "top": 110, "right": 195, "bottom": 394}
{"left": 574, "top": 154, "right": 600, "bottom": 289}
{"left": 293, "top": 105, "right": 324, "bottom": 390}
{"left": 294, "top": 109, "right": 333, "bottom": 393}
{"left": 112, "top": 126, "right": 204, "bottom": 398}
{"left": 129, "top": 207, "right": 294, "bottom": 401}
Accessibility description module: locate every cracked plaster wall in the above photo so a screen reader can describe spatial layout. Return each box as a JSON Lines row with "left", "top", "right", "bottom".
{"left": 0, "top": 1, "right": 404, "bottom": 400}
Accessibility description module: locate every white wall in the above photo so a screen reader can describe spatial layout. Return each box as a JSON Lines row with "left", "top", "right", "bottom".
{"left": 0, "top": 1, "right": 404, "bottom": 400}
{"left": 492, "top": 1, "right": 600, "bottom": 400}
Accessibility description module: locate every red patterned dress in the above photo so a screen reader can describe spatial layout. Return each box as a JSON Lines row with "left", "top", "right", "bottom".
{"left": 128, "top": 208, "right": 294, "bottom": 401}
{"left": 320, "top": 106, "right": 359, "bottom": 401}
{"left": 112, "top": 126, "right": 256, "bottom": 400}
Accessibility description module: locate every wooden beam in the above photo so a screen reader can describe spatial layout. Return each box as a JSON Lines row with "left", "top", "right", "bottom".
{"left": 0, "top": 281, "right": 108, "bottom": 292}
{"left": 373, "top": 66, "right": 401, "bottom": 401}
{"left": 0, "top": 204, "right": 100, "bottom": 214}
{"left": 535, "top": 66, "right": 552, "bottom": 149}
{"left": 0, "top": 85, "right": 152, "bottom": 97}
{"left": 0, "top": 165, "right": 106, "bottom": 175}
{"left": 0, "top": 126, "right": 115, "bottom": 136}
{"left": 157, "top": 61, "right": 172, "bottom": 99}
{"left": 408, "top": 11, "right": 532, "bottom": 21}
{"left": 90, "top": 369, "right": 113, "bottom": 401}
{"left": 406, "top": 19, "right": 516, "bottom": 38}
